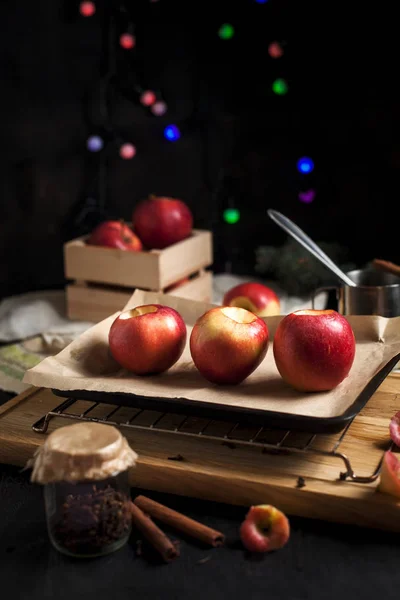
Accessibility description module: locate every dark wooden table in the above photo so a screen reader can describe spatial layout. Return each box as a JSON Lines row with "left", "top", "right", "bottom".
{"left": 0, "top": 389, "right": 399, "bottom": 600}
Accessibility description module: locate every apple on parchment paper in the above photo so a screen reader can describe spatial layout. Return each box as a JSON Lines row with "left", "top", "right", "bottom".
{"left": 108, "top": 304, "right": 187, "bottom": 375}
{"left": 273, "top": 309, "right": 356, "bottom": 392}
{"left": 86, "top": 220, "right": 143, "bottom": 252}
{"left": 223, "top": 281, "right": 281, "bottom": 317}
{"left": 189, "top": 306, "right": 269, "bottom": 385}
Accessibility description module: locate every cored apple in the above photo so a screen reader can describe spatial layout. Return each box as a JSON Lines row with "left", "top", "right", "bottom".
{"left": 273, "top": 309, "right": 356, "bottom": 392}
{"left": 240, "top": 505, "right": 290, "bottom": 553}
{"left": 108, "top": 304, "right": 186, "bottom": 375}
{"left": 223, "top": 282, "right": 280, "bottom": 317}
{"left": 378, "top": 450, "right": 400, "bottom": 498}
{"left": 86, "top": 220, "right": 142, "bottom": 252}
{"left": 189, "top": 306, "right": 269, "bottom": 385}
{"left": 132, "top": 195, "right": 193, "bottom": 249}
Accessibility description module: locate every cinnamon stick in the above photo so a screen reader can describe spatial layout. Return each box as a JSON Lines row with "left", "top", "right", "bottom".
{"left": 373, "top": 258, "right": 400, "bottom": 277}
{"left": 134, "top": 495, "right": 225, "bottom": 547}
{"left": 128, "top": 501, "right": 180, "bottom": 563}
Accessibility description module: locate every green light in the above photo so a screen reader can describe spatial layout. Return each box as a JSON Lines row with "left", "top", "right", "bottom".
{"left": 223, "top": 208, "right": 240, "bottom": 224}
{"left": 272, "top": 78, "right": 288, "bottom": 95}
{"left": 218, "top": 23, "right": 234, "bottom": 40}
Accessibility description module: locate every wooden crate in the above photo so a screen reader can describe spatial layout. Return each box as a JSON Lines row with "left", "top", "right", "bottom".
{"left": 66, "top": 270, "right": 213, "bottom": 322}
{"left": 64, "top": 229, "right": 212, "bottom": 290}
{"left": 64, "top": 228, "right": 213, "bottom": 321}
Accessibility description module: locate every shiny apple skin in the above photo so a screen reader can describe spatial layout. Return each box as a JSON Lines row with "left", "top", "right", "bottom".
{"left": 132, "top": 196, "right": 193, "bottom": 249}
{"left": 273, "top": 309, "right": 356, "bottom": 392}
{"left": 189, "top": 306, "right": 269, "bottom": 385}
{"left": 108, "top": 304, "right": 187, "bottom": 375}
{"left": 223, "top": 282, "right": 280, "bottom": 317}
{"left": 86, "top": 220, "right": 143, "bottom": 251}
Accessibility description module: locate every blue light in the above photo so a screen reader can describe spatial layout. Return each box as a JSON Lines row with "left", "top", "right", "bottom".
{"left": 87, "top": 135, "right": 104, "bottom": 152}
{"left": 255, "top": 0, "right": 268, "bottom": 3}
{"left": 164, "top": 125, "right": 181, "bottom": 141}
{"left": 297, "top": 157, "right": 314, "bottom": 174}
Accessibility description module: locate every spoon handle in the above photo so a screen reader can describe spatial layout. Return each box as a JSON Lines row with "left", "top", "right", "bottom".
{"left": 267, "top": 209, "right": 357, "bottom": 288}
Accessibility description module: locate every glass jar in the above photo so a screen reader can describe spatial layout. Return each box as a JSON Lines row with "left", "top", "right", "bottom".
{"left": 44, "top": 470, "right": 132, "bottom": 558}
{"left": 28, "top": 421, "right": 138, "bottom": 559}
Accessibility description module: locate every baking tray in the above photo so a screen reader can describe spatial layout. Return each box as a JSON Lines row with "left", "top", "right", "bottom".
{"left": 51, "top": 351, "right": 400, "bottom": 434}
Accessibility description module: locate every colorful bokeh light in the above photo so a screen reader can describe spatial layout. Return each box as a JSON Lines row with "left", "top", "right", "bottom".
{"left": 268, "top": 42, "right": 283, "bottom": 58}
{"left": 298, "top": 189, "right": 316, "bottom": 203}
{"left": 79, "top": 1, "right": 95, "bottom": 17}
{"left": 272, "top": 78, "right": 288, "bottom": 95}
{"left": 297, "top": 157, "right": 314, "bottom": 174}
{"left": 164, "top": 125, "right": 180, "bottom": 141}
{"left": 119, "top": 143, "right": 137, "bottom": 159}
{"left": 119, "top": 33, "right": 136, "bottom": 49}
{"left": 87, "top": 135, "right": 103, "bottom": 152}
{"left": 223, "top": 208, "right": 241, "bottom": 224}
{"left": 140, "top": 90, "right": 156, "bottom": 106}
{"left": 151, "top": 101, "right": 167, "bottom": 116}
{"left": 218, "top": 24, "right": 234, "bottom": 40}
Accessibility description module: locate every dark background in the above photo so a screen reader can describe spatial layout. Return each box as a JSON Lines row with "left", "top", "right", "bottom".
{"left": 1, "top": 0, "right": 399, "bottom": 299}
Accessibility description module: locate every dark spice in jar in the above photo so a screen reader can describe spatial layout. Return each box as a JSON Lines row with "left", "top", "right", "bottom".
{"left": 52, "top": 484, "right": 132, "bottom": 555}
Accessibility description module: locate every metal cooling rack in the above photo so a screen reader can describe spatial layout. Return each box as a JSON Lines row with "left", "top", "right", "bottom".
{"left": 32, "top": 397, "right": 393, "bottom": 484}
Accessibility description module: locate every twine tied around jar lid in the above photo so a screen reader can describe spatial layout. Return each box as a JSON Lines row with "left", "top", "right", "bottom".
{"left": 28, "top": 422, "right": 138, "bottom": 484}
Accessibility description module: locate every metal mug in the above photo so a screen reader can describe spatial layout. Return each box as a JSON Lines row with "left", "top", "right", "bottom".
{"left": 311, "top": 268, "right": 400, "bottom": 317}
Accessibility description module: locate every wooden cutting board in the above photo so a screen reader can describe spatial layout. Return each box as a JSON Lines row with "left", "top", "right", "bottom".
{"left": 1, "top": 375, "right": 400, "bottom": 532}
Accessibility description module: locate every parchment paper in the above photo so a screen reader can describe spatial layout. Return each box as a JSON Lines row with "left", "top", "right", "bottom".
{"left": 23, "top": 290, "right": 400, "bottom": 420}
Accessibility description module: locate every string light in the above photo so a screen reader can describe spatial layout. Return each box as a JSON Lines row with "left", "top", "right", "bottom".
{"left": 140, "top": 91, "right": 156, "bottom": 106}
{"left": 119, "top": 33, "right": 136, "bottom": 49}
{"left": 164, "top": 125, "right": 180, "bottom": 141}
{"left": 268, "top": 42, "right": 284, "bottom": 58}
{"left": 298, "top": 189, "right": 316, "bottom": 203}
{"left": 272, "top": 78, "right": 288, "bottom": 95}
{"left": 119, "top": 143, "right": 137, "bottom": 159}
{"left": 151, "top": 101, "right": 167, "bottom": 116}
{"left": 218, "top": 24, "right": 234, "bottom": 40}
{"left": 87, "top": 135, "right": 104, "bottom": 152}
{"left": 297, "top": 157, "right": 314, "bottom": 174}
{"left": 79, "top": 1, "right": 96, "bottom": 17}
{"left": 255, "top": 0, "right": 268, "bottom": 3}
{"left": 223, "top": 208, "right": 241, "bottom": 224}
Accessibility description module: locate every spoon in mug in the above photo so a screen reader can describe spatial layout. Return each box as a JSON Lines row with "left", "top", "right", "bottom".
{"left": 267, "top": 209, "right": 357, "bottom": 288}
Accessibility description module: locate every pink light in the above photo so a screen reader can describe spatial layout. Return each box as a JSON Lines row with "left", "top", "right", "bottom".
{"left": 268, "top": 42, "right": 283, "bottom": 59}
{"left": 79, "top": 1, "right": 96, "bottom": 17}
{"left": 119, "top": 143, "right": 137, "bottom": 160}
{"left": 140, "top": 91, "right": 156, "bottom": 106}
{"left": 298, "top": 189, "right": 316, "bottom": 203}
{"left": 151, "top": 100, "right": 167, "bottom": 116}
{"left": 119, "top": 33, "right": 136, "bottom": 49}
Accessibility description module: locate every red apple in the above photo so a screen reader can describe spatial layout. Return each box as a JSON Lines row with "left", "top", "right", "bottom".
{"left": 273, "top": 309, "right": 356, "bottom": 392}
{"left": 108, "top": 304, "right": 186, "bottom": 375}
{"left": 132, "top": 195, "right": 193, "bottom": 249}
{"left": 86, "top": 220, "right": 142, "bottom": 252}
{"left": 223, "top": 282, "right": 280, "bottom": 317}
{"left": 240, "top": 505, "right": 290, "bottom": 553}
{"left": 189, "top": 306, "right": 269, "bottom": 385}
{"left": 378, "top": 451, "right": 400, "bottom": 498}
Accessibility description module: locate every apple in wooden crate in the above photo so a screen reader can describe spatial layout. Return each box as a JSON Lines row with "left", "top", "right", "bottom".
{"left": 86, "top": 220, "right": 142, "bottom": 251}
{"left": 223, "top": 282, "right": 280, "bottom": 316}
{"left": 132, "top": 195, "right": 193, "bottom": 249}
{"left": 189, "top": 306, "right": 269, "bottom": 385}
{"left": 109, "top": 304, "right": 186, "bottom": 375}
{"left": 273, "top": 309, "right": 356, "bottom": 392}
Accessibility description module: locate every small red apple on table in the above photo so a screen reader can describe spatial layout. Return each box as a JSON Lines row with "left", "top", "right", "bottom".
{"left": 86, "top": 220, "right": 143, "bottom": 251}
{"left": 273, "top": 309, "right": 356, "bottom": 392}
{"left": 223, "top": 282, "right": 280, "bottom": 317}
{"left": 240, "top": 504, "right": 290, "bottom": 553}
{"left": 109, "top": 304, "right": 186, "bottom": 375}
{"left": 189, "top": 306, "right": 269, "bottom": 385}
{"left": 132, "top": 195, "right": 193, "bottom": 249}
